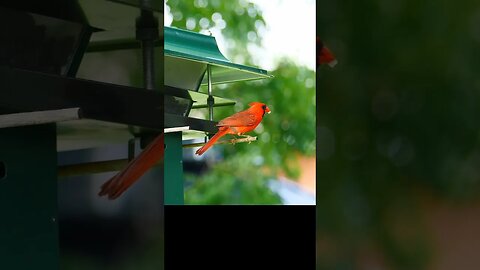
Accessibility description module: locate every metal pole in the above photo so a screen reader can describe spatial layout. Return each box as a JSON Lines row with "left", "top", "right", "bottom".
{"left": 135, "top": 8, "right": 159, "bottom": 146}
{"left": 207, "top": 65, "right": 214, "bottom": 121}
{"left": 142, "top": 32, "right": 155, "bottom": 89}
{"left": 142, "top": 39, "right": 155, "bottom": 90}
{"left": 137, "top": 9, "right": 158, "bottom": 90}
{"left": 128, "top": 138, "right": 136, "bottom": 161}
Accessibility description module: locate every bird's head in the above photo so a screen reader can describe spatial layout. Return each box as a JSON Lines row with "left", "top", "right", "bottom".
{"left": 249, "top": 102, "right": 271, "bottom": 115}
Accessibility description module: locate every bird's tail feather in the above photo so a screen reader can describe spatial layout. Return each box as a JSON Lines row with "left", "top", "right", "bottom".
{"left": 98, "top": 133, "right": 164, "bottom": 199}
{"left": 195, "top": 128, "right": 228, "bottom": 155}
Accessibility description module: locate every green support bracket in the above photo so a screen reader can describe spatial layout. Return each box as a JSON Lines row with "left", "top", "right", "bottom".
{"left": 0, "top": 124, "right": 59, "bottom": 269}
{"left": 164, "top": 132, "right": 184, "bottom": 205}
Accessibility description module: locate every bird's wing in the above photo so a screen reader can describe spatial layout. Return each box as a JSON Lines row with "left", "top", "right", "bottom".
{"left": 217, "top": 111, "right": 258, "bottom": 127}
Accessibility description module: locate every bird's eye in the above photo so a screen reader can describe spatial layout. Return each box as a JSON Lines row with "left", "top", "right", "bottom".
{"left": 262, "top": 105, "right": 266, "bottom": 110}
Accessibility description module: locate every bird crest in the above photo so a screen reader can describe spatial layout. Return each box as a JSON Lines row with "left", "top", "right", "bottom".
{"left": 249, "top": 101, "right": 265, "bottom": 107}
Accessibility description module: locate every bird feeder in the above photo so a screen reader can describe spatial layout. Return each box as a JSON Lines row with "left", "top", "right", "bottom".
{"left": 164, "top": 26, "right": 272, "bottom": 204}
{"left": 0, "top": 1, "right": 161, "bottom": 268}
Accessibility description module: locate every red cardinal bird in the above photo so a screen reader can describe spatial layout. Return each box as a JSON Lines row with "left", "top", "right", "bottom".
{"left": 195, "top": 102, "right": 271, "bottom": 155}
{"left": 317, "top": 37, "right": 337, "bottom": 67}
{"left": 98, "top": 133, "right": 164, "bottom": 199}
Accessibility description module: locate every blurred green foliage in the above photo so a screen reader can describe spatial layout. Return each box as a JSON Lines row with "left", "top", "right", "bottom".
{"left": 185, "top": 154, "right": 282, "bottom": 204}
{"left": 318, "top": 0, "right": 480, "bottom": 269}
{"left": 166, "top": 0, "right": 316, "bottom": 204}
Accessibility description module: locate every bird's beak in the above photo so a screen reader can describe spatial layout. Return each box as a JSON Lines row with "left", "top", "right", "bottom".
{"left": 266, "top": 107, "right": 271, "bottom": 114}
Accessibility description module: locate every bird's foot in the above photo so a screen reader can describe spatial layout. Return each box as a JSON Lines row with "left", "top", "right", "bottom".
{"left": 243, "top": 135, "right": 254, "bottom": 143}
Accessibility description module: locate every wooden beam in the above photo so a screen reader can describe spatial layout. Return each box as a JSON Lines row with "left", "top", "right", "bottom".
{"left": 0, "top": 108, "right": 81, "bottom": 129}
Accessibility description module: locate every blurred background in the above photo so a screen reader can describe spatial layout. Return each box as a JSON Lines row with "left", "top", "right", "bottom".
{"left": 54, "top": 1, "right": 164, "bottom": 269}
{"left": 165, "top": 0, "right": 316, "bottom": 205}
{"left": 318, "top": 0, "right": 480, "bottom": 269}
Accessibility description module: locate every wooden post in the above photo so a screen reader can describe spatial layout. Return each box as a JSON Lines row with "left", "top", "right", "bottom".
{"left": 0, "top": 124, "right": 59, "bottom": 269}
{"left": 164, "top": 132, "right": 184, "bottom": 205}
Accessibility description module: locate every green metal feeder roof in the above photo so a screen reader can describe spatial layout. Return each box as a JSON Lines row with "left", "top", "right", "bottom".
{"left": 164, "top": 26, "right": 272, "bottom": 86}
